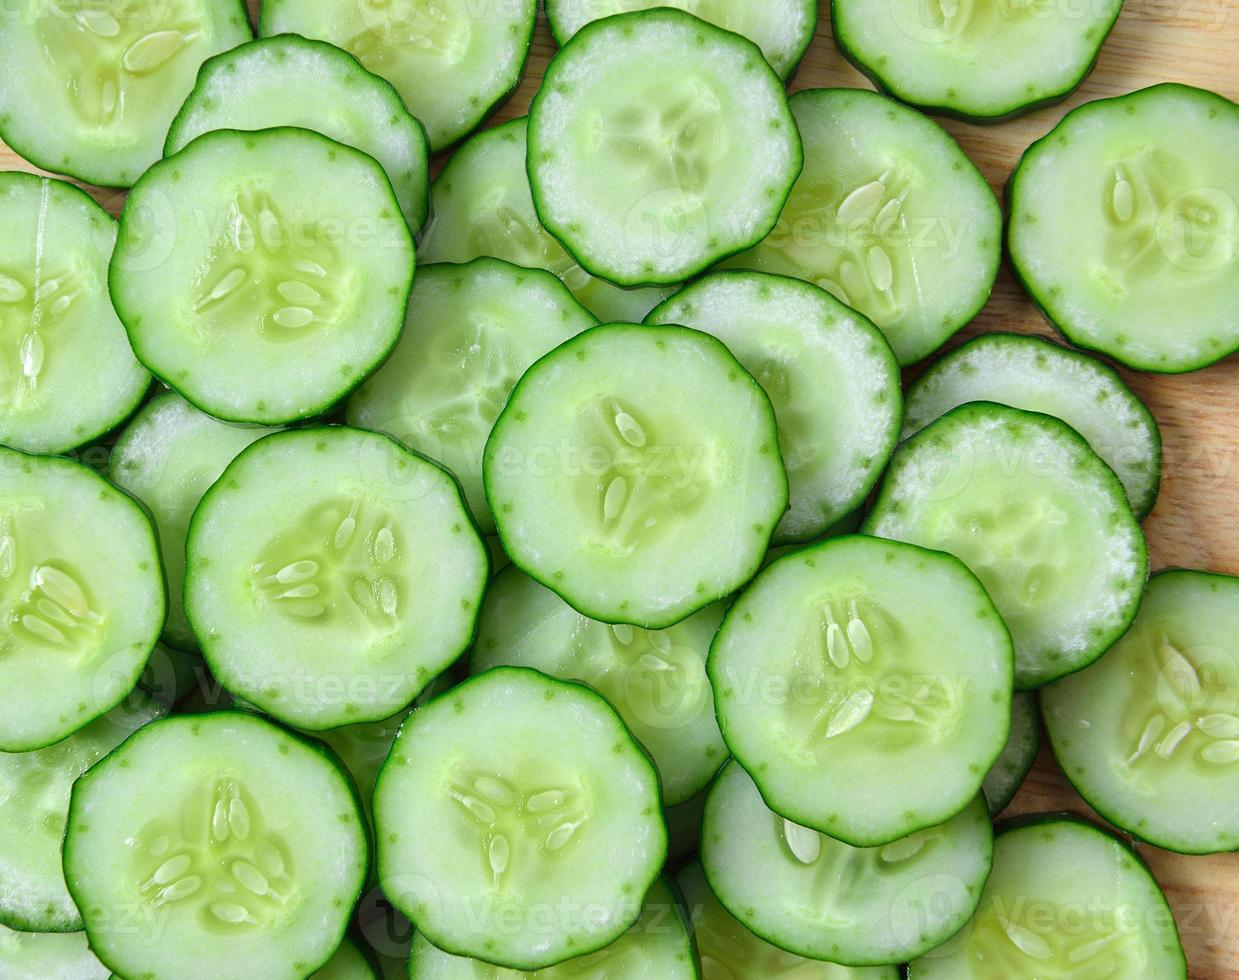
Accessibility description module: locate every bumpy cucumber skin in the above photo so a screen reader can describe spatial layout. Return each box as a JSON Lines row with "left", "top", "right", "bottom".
{"left": 982, "top": 690, "right": 1041, "bottom": 817}
{"left": 1007, "top": 83, "right": 1239, "bottom": 374}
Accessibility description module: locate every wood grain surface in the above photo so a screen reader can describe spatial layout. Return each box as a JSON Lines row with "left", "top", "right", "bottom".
{"left": 2, "top": 1, "right": 1237, "bottom": 975}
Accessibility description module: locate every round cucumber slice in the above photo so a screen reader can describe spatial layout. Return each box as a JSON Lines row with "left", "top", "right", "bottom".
{"left": 1043, "top": 569, "right": 1239, "bottom": 854}
{"left": 484, "top": 323, "right": 788, "bottom": 629}
{"left": 701, "top": 761, "right": 992, "bottom": 966}
{"left": 258, "top": 0, "right": 537, "bottom": 150}
{"left": 110, "top": 392, "right": 279, "bottom": 651}
{"left": 545, "top": 0, "right": 817, "bottom": 79}
{"left": 865, "top": 402, "right": 1147, "bottom": 689}
{"left": 185, "top": 427, "right": 488, "bottom": 730}
{"left": 1009, "top": 84, "right": 1239, "bottom": 373}
{"left": 110, "top": 127, "right": 415, "bottom": 425}
{"left": 0, "top": 447, "right": 164, "bottom": 752}
{"left": 64, "top": 711, "right": 369, "bottom": 980}
{"left": 373, "top": 667, "right": 667, "bottom": 971}
{"left": 347, "top": 259, "right": 599, "bottom": 535}
{"left": 527, "top": 9, "right": 803, "bottom": 287}
{"left": 471, "top": 565, "right": 728, "bottom": 806}
{"left": 0, "top": 173, "right": 149, "bottom": 455}
{"left": 727, "top": 88, "right": 1001, "bottom": 366}
{"left": 0, "top": 924, "right": 109, "bottom": 979}
{"left": 909, "top": 815, "right": 1186, "bottom": 978}
{"left": 904, "top": 333, "right": 1162, "bottom": 519}
{"left": 710, "top": 535, "right": 1012, "bottom": 845}
{"left": 316, "top": 937, "right": 379, "bottom": 980}
{"left": 0, "top": 0, "right": 251, "bottom": 187}
{"left": 982, "top": 690, "right": 1040, "bottom": 818}
{"left": 646, "top": 271, "right": 902, "bottom": 543}
{"left": 165, "top": 35, "right": 431, "bottom": 232}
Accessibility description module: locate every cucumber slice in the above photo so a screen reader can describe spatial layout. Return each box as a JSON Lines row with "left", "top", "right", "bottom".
{"left": 258, "top": 0, "right": 537, "bottom": 150}
{"left": 677, "top": 860, "right": 898, "bottom": 979}
{"left": 527, "top": 9, "right": 803, "bottom": 287}
{"left": 316, "top": 937, "right": 379, "bottom": 980}
{"left": 0, "top": 694, "right": 165, "bottom": 932}
{"left": 982, "top": 691, "right": 1040, "bottom": 818}
{"left": 0, "top": 447, "right": 164, "bottom": 752}
{"left": 406, "top": 877, "right": 697, "bottom": 978}
{"left": 865, "top": 402, "right": 1147, "bottom": 689}
{"left": 909, "top": 815, "right": 1186, "bottom": 978}
{"left": 1008, "top": 84, "right": 1239, "bottom": 373}
{"left": 418, "top": 118, "right": 672, "bottom": 322}
{"left": 0, "top": 0, "right": 251, "bottom": 187}
{"left": 373, "top": 667, "right": 667, "bottom": 970}
{"left": 471, "top": 565, "right": 728, "bottom": 806}
{"left": 185, "top": 427, "right": 488, "bottom": 730}
{"left": 832, "top": 0, "right": 1120, "bottom": 121}
{"left": 1043, "top": 569, "right": 1239, "bottom": 854}
{"left": 710, "top": 534, "right": 1012, "bottom": 845}
{"left": 903, "top": 333, "right": 1162, "bottom": 518}
{"left": 0, "top": 925, "right": 109, "bottom": 979}
{"left": 64, "top": 711, "right": 368, "bottom": 980}
{"left": 110, "top": 127, "right": 415, "bottom": 425}
{"left": 484, "top": 323, "right": 788, "bottom": 629}
{"left": 545, "top": 0, "right": 817, "bottom": 79}
{"left": 165, "top": 35, "right": 431, "bottom": 232}
{"left": 701, "top": 761, "right": 992, "bottom": 966}
{"left": 727, "top": 88, "right": 1001, "bottom": 366}
{"left": 109, "top": 392, "right": 279, "bottom": 651}
{"left": 0, "top": 173, "right": 149, "bottom": 455}
{"left": 347, "top": 259, "right": 599, "bottom": 535}
{"left": 646, "top": 271, "right": 901, "bottom": 543}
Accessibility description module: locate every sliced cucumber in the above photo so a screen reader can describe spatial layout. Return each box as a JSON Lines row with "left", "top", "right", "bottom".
{"left": 701, "top": 761, "right": 992, "bottom": 966}
{"left": 0, "top": 0, "right": 251, "bottom": 187}
{"left": 484, "top": 323, "right": 787, "bottom": 629}
{"left": 374, "top": 667, "right": 666, "bottom": 970}
{"left": 865, "top": 402, "right": 1147, "bottom": 689}
{"left": 0, "top": 446, "right": 164, "bottom": 752}
{"left": 528, "top": 9, "right": 802, "bottom": 287}
{"left": 0, "top": 173, "right": 149, "bottom": 454}
{"left": 903, "top": 333, "right": 1161, "bottom": 518}
{"left": 909, "top": 815, "right": 1186, "bottom": 978}
{"left": 1008, "top": 83, "right": 1239, "bottom": 373}
{"left": 315, "top": 937, "right": 379, "bottom": 980}
{"left": 185, "top": 427, "right": 488, "bottom": 730}
{"left": 471, "top": 565, "right": 727, "bottom": 806}
{"left": 982, "top": 691, "right": 1040, "bottom": 818}
{"left": 646, "top": 271, "right": 901, "bottom": 542}
{"left": 419, "top": 118, "right": 672, "bottom": 323}
{"left": 545, "top": 0, "right": 817, "bottom": 79}
{"left": 1043, "top": 569, "right": 1239, "bottom": 854}
{"left": 64, "top": 711, "right": 368, "bottom": 980}
{"left": 347, "top": 259, "right": 598, "bottom": 534}
{"left": 710, "top": 534, "right": 1012, "bottom": 845}
{"left": 677, "top": 860, "right": 898, "bottom": 979}
{"left": 727, "top": 88, "right": 1001, "bottom": 366}
{"left": 258, "top": 0, "right": 537, "bottom": 150}
{"left": 165, "top": 35, "right": 431, "bottom": 231}
{"left": 109, "top": 392, "right": 278, "bottom": 650}
{"left": 110, "top": 127, "right": 415, "bottom": 425}
{"left": 0, "top": 924, "right": 109, "bottom": 979}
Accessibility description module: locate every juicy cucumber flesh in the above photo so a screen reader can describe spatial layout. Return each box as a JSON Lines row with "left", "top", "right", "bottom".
{"left": 982, "top": 690, "right": 1040, "bottom": 818}
{"left": 314, "top": 937, "right": 378, "bottom": 980}
{"left": 0, "top": 925, "right": 109, "bottom": 980}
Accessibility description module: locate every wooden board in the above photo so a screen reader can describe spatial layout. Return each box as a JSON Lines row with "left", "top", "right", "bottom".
{"left": 3, "top": 2, "right": 1237, "bottom": 975}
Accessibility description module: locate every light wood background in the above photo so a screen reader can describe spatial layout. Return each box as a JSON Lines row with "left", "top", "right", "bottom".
{"left": 3, "top": 0, "right": 1237, "bottom": 975}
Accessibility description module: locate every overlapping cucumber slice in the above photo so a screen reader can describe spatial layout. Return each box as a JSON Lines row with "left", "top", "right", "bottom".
{"left": 982, "top": 691, "right": 1040, "bottom": 817}
{"left": 0, "top": 924, "right": 110, "bottom": 979}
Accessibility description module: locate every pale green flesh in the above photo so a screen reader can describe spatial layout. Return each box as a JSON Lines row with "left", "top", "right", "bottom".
{"left": 347, "top": 260, "right": 598, "bottom": 534}
{"left": 903, "top": 333, "right": 1161, "bottom": 518}
{"left": 374, "top": 668, "right": 666, "bottom": 971}
{"left": 259, "top": 0, "right": 536, "bottom": 149}
{"left": 472, "top": 566, "right": 728, "bottom": 805}
{"left": 110, "top": 392, "right": 278, "bottom": 650}
{"left": 314, "top": 937, "right": 378, "bottom": 980}
{"left": 647, "top": 272, "right": 901, "bottom": 542}
{"left": 727, "top": 88, "right": 1001, "bottom": 365}
{"left": 701, "top": 761, "right": 992, "bottom": 966}
{"left": 1009, "top": 84, "right": 1239, "bottom": 372}
{"left": 1043, "top": 570, "right": 1239, "bottom": 853}
{"left": 417, "top": 118, "right": 673, "bottom": 322}
{"left": 0, "top": 174, "right": 149, "bottom": 454}
{"left": 0, "top": 925, "right": 110, "bottom": 980}
{"left": 865, "top": 403, "right": 1147, "bottom": 689}
{"left": 909, "top": 819, "right": 1186, "bottom": 978}
{"left": 165, "top": 35, "right": 431, "bottom": 231}
{"left": 982, "top": 690, "right": 1039, "bottom": 818}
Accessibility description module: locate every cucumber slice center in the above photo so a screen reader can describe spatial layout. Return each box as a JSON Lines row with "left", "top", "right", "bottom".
{"left": 963, "top": 898, "right": 1148, "bottom": 972}
{"left": 345, "top": 1, "right": 472, "bottom": 72}
{"left": 889, "top": 0, "right": 1049, "bottom": 43}
{"left": 0, "top": 259, "right": 88, "bottom": 406}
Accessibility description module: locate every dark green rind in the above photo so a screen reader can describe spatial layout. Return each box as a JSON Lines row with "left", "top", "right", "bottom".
{"left": 982, "top": 690, "right": 1041, "bottom": 817}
